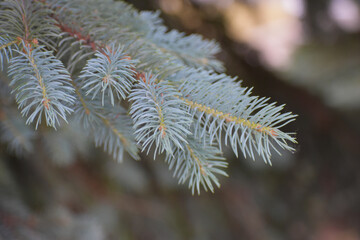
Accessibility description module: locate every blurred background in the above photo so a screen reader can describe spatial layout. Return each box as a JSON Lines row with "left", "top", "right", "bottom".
{"left": 1, "top": 0, "right": 360, "bottom": 239}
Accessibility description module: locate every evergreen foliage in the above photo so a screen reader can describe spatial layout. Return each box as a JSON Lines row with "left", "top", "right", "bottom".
{"left": 0, "top": 0, "right": 297, "bottom": 194}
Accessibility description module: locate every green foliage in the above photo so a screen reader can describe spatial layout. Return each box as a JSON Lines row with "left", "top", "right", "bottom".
{"left": 8, "top": 44, "right": 75, "bottom": 128}
{"left": 165, "top": 133, "right": 228, "bottom": 194}
{"left": 129, "top": 73, "right": 192, "bottom": 157}
{"left": 0, "top": 0, "right": 297, "bottom": 194}
{"left": 80, "top": 43, "right": 137, "bottom": 105}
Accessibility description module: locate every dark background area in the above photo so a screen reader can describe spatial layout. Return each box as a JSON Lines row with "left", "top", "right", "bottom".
{"left": 1, "top": 0, "right": 360, "bottom": 239}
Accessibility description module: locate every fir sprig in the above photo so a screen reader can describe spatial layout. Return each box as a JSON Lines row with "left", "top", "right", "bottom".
{"left": 8, "top": 43, "right": 75, "bottom": 129}
{"left": 129, "top": 73, "right": 192, "bottom": 156}
{"left": 170, "top": 68, "right": 297, "bottom": 164}
{"left": 0, "top": 0, "right": 297, "bottom": 194}
{"left": 166, "top": 133, "right": 228, "bottom": 194}
{"left": 0, "top": 0, "right": 59, "bottom": 48}
{"left": 72, "top": 78, "right": 139, "bottom": 161}
{"left": 80, "top": 44, "right": 137, "bottom": 105}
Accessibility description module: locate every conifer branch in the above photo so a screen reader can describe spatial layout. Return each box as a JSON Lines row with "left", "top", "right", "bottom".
{"left": 0, "top": 0, "right": 298, "bottom": 193}
{"left": 8, "top": 43, "right": 75, "bottom": 129}
{"left": 80, "top": 44, "right": 137, "bottom": 105}
{"left": 166, "top": 134, "right": 228, "bottom": 194}
{"left": 144, "top": 25, "right": 224, "bottom": 71}
{"left": 169, "top": 68, "right": 297, "bottom": 164}
{"left": 100, "top": 117, "right": 128, "bottom": 147}
{"left": 129, "top": 73, "right": 191, "bottom": 156}
{"left": 71, "top": 78, "right": 139, "bottom": 161}
{"left": 0, "top": 0, "right": 59, "bottom": 48}
{"left": 186, "top": 144, "right": 206, "bottom": 176}
{"left": 94, "top": 112, "right": 139, "bottom": 162}
{"left": 180, "top": 97, "right": 279, "bottom": 137}
{"left": 53, "top": 7, "right": 296, "bottom": 165}
{"left": 70, "top": 80, "right": 90, "bottom": 115}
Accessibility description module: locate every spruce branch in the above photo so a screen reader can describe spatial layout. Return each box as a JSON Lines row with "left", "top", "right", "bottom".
{"left": 51, "top": 0, "right": 295, "bottom": 173}
{"left": 144, "top": 25, "right": 224, "bottom": 72}
{"left": 169, "top": 68, "right": 297, "bottom": 165}
{"left": 72, "top": 78, "right": 139, "bottom": 161}
{"left": 8, "top": 43, "right": 75, "bottom": 129}
{"left": 0, "top": 0, "right": 59, "bottom": 48}
{"left": 129, "top": 73, "right": 192, "bottom": 156}
{"left": 0, "top": 0, "right": 298, "bottom": 193}
{"left": 94, "top": 108, "right": 139, "bottom": 162}
{"left": 165, "top": 134, "right": 228, "bottom": 195}
{"left": 80, "top": 43, "right": 137, "bottom": 106}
